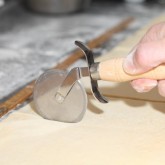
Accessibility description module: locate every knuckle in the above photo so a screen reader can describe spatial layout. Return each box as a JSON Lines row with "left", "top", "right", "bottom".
{"left": 148, "top": 23, "right": 163, "bottom": 32}
{"left": 147, "top": 22, "right": 165, "bottom": 39}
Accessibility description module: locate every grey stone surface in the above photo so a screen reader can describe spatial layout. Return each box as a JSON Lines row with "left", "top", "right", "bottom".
{"left": 0, "top": 1, "right": 164, "bottom": 102}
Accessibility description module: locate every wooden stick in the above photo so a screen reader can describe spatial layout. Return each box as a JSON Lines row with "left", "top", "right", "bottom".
{"left": 0, "top": 17, "right": 134, "bottom": 118}
{"left": 99, "top": 57, "right": 165, "bottom": 82}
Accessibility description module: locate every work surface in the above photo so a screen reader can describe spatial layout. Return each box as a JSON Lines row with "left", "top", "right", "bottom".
{"left": 0, "top": 1, "right": 164, "bottom": 102}
{"left": 0, "top": 15, "right": 165, "bottom": 165}
{"left": 1, "top": 97, "right": 165, "bottom": 165}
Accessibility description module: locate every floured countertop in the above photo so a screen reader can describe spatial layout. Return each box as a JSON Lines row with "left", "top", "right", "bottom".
{"left": 0, "top": 1, "right": 164, "bottom": 102}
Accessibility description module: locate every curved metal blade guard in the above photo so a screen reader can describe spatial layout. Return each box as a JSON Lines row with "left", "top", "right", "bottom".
{"left": 56, "top": 41, "right": 109, "bottom": 104}
{"left": 75, "top": 41, "right": 108, "bottom": 103}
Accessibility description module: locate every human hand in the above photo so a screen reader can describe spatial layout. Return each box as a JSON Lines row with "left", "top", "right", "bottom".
{"left": 123, "top": 22, "right": 165, "bottom": 97}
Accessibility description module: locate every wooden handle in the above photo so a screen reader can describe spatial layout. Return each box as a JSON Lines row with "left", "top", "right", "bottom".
{"left": 99, "top": 58, "right": 165, "bottom": 82}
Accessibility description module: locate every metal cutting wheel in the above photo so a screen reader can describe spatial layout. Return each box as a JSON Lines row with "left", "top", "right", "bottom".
{"left": 33, "top": 69, "right": 87, "bottom": 123}
{"left": 33, "top": 41, "right": 108, "bottom": 123}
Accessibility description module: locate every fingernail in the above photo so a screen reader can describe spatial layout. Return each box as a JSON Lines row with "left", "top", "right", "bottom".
{"left": 158, "top": 83, "right": 165, "bottom": 97}
{"left": 159, "top": 91, "right": 165, "bottom": 97}
{"left": 123, "top": 47, "right": 138, "bottom": 74}
{"left": 133, "top": 82, "right": 157, "bottom": 93}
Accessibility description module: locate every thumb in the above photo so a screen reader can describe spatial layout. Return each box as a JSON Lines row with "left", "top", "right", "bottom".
{"left": 123, "top": 39, "right": 165, "bottom": 75}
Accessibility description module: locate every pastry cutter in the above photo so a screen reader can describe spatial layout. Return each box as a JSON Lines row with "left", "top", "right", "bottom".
{"left": 33, "top": 41, "right": 165, "bottom": 123}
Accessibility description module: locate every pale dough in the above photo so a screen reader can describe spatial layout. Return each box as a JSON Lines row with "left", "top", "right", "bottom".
{"left": 0, "top": 97, "right": 165, "bottom": 165}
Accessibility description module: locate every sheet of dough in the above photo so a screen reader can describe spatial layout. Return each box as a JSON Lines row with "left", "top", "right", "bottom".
{"left": 0, "top": 98, "right": 165, "bottom": 165}
{"left": 0, "top": 15, "right": 165, "bottom": 165}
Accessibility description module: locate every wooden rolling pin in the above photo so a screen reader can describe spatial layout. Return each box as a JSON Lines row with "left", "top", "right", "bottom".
{"left": 99, "top": 58, "right": 165, "bottom": 82}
